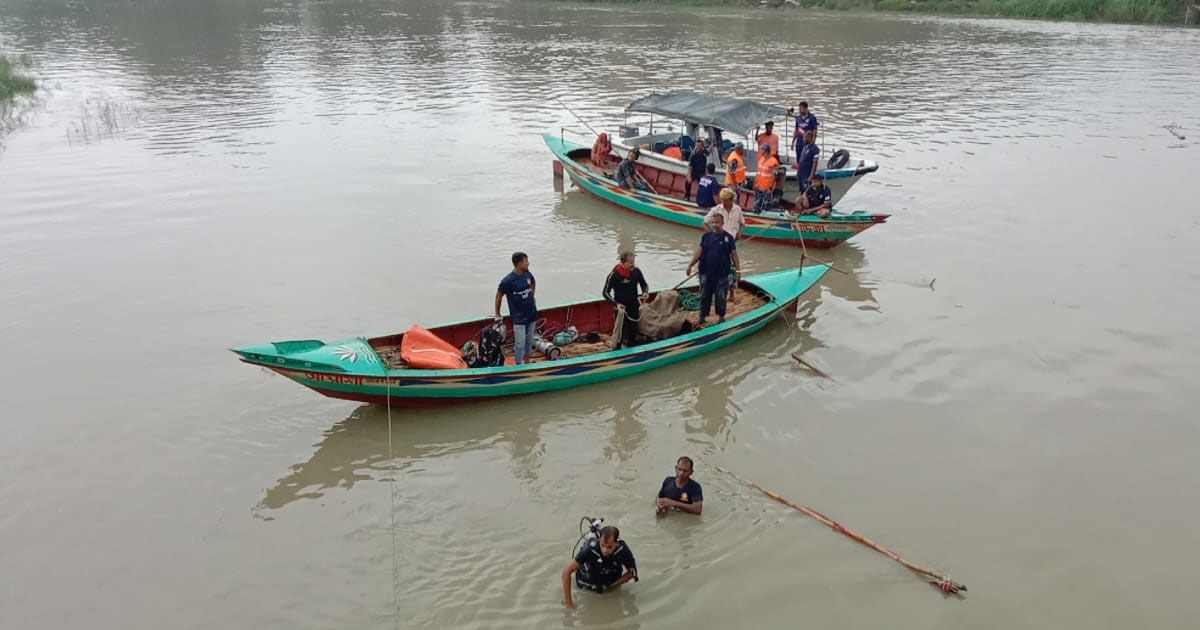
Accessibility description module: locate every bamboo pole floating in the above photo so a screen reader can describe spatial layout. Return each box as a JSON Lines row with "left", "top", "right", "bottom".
{"left": 791, "top": 353, "right": 831, "bottom": 379}
{"left": 714, "top": 465, "right": 967, "bottom": 595}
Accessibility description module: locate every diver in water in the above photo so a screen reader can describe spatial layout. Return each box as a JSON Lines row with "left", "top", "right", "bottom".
{"left": 561, "top": 524, "right": 638, "bottom": 609}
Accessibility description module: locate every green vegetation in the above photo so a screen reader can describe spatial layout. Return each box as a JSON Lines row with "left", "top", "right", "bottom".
{"left": 870, "top": 0, "right": 1182, "bottom": 23}
{"left": 558, "top": 0, "right": 1193, "bottom": 24}
{"left": 0, "top": 55, "right": 37, "bottom": 101}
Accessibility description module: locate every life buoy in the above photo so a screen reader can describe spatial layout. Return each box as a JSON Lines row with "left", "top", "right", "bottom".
{"left": 828, "top": 149, "right": 850, "bottom": 170}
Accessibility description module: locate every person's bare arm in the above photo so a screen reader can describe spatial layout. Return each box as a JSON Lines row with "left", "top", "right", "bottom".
{"left": 531, "top": 277, "right": 536, "bottom": 297}
{"left": 611, "top": 572, "right": 637, "bottom": 588}
{"left": 732, "top": 251, "right": 741, "bottom": 276}
{"left": 562, "top": 560, "right": 579, "bottom": 608}
{"left": 686, "top": 246, "right": 702, "bottom": 277}
{"left": 494, "top": 291, "right": 503, "bottom": 318}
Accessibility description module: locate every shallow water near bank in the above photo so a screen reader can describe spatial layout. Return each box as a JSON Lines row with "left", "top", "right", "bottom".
{"left": 1, "top": 1, "right": 1199, "bottom": 628}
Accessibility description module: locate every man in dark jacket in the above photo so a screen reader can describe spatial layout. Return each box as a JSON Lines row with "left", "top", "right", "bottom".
{"left": 603, "top": 251, "right": 650, "bottom": 348}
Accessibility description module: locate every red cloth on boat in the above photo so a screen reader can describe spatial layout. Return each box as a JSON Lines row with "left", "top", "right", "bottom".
{"left": 592, "top": 133, "right": 612, "bottom": 169}
{"left": 400, "top": 324, "right": 468, "bottom": 369}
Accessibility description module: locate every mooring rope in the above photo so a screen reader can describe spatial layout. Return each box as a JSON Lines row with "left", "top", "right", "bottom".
{"left": 386, "top": 374, "right": 400, "bottom": 629}
{"left": 715, "top": 465, "right": 966, "bottom": 595}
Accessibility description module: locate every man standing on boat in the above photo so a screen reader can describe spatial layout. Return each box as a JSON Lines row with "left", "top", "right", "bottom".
{"left": 685, "top": 138, "right": 708, "bottom": 201}
{"left": 794, "top": 129, "right": 821, "bottom": 193}
{"left": 686, "top": 213, "right": 740, "bottom": 326}
{"left": 602, "top": 251, "right": 650, "bottom": 349}
{"left": 705, "top": 188, "right": 746, "bottom": 306}
{"left": 798, "top": 172, "right": 833, "bottom": 218}
{"left": 705, "top": 188, "right": 746, "bottom": 240}
{"left": 756, "top": 121, "right": 780, "bottom": 157}
{"left": 791, "top": 101, "right": 819, "bottom": 153}
{"left": 724, "top": 143, "right": 747, "bottom": 192}
{"left": 695, "top": 163, "right": 719, "bottom": 209}
{"left": 495, "top": 252, "right": 538, "bottom": 364}
{"left": 754, "top": 143, "right": 781, "bottom": 213}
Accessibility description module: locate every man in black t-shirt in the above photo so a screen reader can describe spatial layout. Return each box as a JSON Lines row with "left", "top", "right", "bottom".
{"left": 561, "top": 526, "right": 638, "bottom": 608}
{"left": 685, "top": 138, "right": 708, "bottom": 201}
{"left": 656, "top": 456, "right": 703, "bottom": 516}
{"left": 602, "top": 251, "right": 650, "bottom": 349}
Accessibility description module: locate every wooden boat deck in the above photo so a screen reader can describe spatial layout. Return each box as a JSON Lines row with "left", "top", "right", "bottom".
{"left": 374, "top": 287, "right": 768, "bottom": 369}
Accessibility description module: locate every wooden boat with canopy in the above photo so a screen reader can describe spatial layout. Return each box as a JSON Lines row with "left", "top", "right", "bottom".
{"left": 604, "top": 91, "right": 879, "bottom": 207}
{"left": 545, "top": 133, "right": 888, "bottom": 248}
{"left": 231, "top": 266, "right": 829, "bottom": 406}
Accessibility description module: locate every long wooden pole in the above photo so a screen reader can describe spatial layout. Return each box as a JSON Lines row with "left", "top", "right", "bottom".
{"left": 715, "top": 465, "right": 967, "bottom": 595}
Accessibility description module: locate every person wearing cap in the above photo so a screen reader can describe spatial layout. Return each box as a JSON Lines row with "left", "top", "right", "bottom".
{"left": 794, "top": 129, "right": 821, "bottom": 193}
{"left": 755, "top": 121, "right": 779, "bottom": 157}
{"left": 615, "top": 148, "right": 649, "bottom": 192}
{"left": 724, "top": 142, "right": 747, "bottom": 192}
{"left": 791, "top": 101, "right": 819, "bottom": 153}
{"left": 685, "top": 138, "right": 708, "bottom": 201}
{"left": 705, "top": 187, "right": 746, "bottom": 305}
{"left": 798, "top": 172, "right": 833, "bottom": 218}
{"left": 705, "top": 187, "right": 746, "bottom": 240}
{"left": 753, "top": 143, "right": 781, "bottom": 213}
{"left": 695, "top": 163, "right": 719, "bottom": 209}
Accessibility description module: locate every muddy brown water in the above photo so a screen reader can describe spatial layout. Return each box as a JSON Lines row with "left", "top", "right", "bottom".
{"left": 2, "top": 1, "right": 1199, "bottom": 628}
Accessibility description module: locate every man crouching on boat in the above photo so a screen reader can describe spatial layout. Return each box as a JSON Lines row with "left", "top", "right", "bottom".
{"left": 615, "top": 148, "right": 650, "bottom": 192}
{"left": 562, "top": 525, "right": 638, "bottom": 609}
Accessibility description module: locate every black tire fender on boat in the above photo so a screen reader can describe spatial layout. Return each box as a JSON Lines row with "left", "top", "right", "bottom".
{"left": 828, "top": 149, "right": 850, "bottom": 170}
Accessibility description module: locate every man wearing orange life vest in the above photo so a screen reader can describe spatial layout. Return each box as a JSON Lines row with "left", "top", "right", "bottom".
{"left": 724, "top": 142, "right": 747, "bottom": 192}
{"left": 753, "top": 143, "right": 781, "bottom": 213}
{"left": 755, "top": 121, "right": 780, "bottom": 157}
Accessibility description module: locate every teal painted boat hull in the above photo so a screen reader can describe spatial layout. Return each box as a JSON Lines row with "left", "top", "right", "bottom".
{"left": 232, "top": 266, "right": 829, "bottom": 405}
{"left": 544, "top": 134, "right": 889, "bottom": 248}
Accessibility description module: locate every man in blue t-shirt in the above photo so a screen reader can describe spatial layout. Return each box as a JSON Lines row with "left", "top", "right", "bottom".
{"left": 494, "top": 252, "right": 538, "bottom": 364}
{"left": 794, "top": 129, "right": 821, "bottom": 192}
{"left": 656, "top": 456, "right": 703, "bottom": 516}
{"left": 694, "top": 163, "right": 719, "bottom": 209}
{"left": 799, "top": 172, "right": 833, "bottom": 218}
{"left": 686, "top": 213, "right": 741, "bottom": 325}
{"left": 791, "top": 100, "right": 819, "bottom": 152}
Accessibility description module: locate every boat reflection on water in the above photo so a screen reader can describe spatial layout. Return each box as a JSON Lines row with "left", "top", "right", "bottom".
{"left": 550, "top": 190, "right": 880, "bottom": 309}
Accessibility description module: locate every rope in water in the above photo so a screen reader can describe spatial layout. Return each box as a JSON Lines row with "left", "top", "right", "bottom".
{"left": 385, "top": 375, "right": 400, "bottom": 629}
{"left": 715, "top": 465, "right": 967, "bottom": 596}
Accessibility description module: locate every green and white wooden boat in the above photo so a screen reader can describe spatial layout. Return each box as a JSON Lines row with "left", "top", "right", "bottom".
{"left": 231, "top": 266, "right": 829, "bottom": 406}
{"left": 545, "top": 134, "right": 888, "bottom": 248}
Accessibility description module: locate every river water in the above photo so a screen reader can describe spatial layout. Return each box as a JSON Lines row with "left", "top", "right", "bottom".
{"left": 2, "top": 1, "right": 1198, "bottom": 628}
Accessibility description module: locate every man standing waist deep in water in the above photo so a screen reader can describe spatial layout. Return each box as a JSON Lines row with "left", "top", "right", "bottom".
{"left": 656, "top": 456, "right": 703, "bottom": 516}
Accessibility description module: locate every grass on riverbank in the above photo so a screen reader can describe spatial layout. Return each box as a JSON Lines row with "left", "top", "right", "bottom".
{"left": 1, "top": 55, "right": 37, "bottom": 101}
{"left": 557, "top": 0, "right": 1190, "bottom": 24}
{"left": 871, "top": 0, "right": 1182, "bottom": 23}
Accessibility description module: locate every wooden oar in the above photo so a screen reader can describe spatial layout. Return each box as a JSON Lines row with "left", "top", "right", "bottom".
{"left": 715, "top": 465, "right": 967, "bottom": 596}
{"left": 787, "top": 218, "right": 850, "bottom": 275}
{"left": 635, "top": 171, "right": 659, "bottom": 195}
